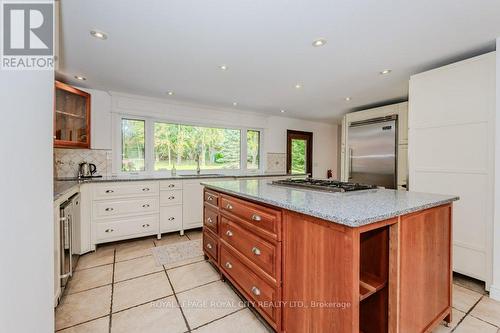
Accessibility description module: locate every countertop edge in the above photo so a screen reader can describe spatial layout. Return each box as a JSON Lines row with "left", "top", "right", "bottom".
{"left": 201, "top": 183, "right": 459, "bottom": 227}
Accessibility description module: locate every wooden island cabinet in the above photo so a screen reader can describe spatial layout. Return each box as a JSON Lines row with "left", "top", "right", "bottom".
{"left": 202, "top": 187, "right": 453, "bottom": 333}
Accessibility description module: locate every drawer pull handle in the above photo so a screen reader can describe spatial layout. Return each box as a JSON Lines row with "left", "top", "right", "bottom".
{"left": 105, "top": 229, "right": 114, "bottom": 233}
{"left": 251, "top": 247, "right": 261, "bottom": 256}
{"left": 207, "top": 196, "right": 213, "bottom": 201}
{"left": 225, "top": 230, "right": 233, "bottom": 237}
{"left": 168, "top": 196, "right": 175, "bottom": 200}
{"left": 168, "top": 217, "right": 175, "bottom": 221}
{"left": 225, "top": 262, "right": 232, "bottom": 269}
{"left": 105, "top": 207, "right": 114, "bottom": 212}
{"left": 251, "top": 214, "right": 262, "bottom": 222}
{"left": 142, "top": 224, "right": 150, "bottom": 228}
{"left": 142, "top": 188, "right": 150, "bottom": 192}
{"left": 142, "top": 204, "right": 150, "bottom": 208}
{"left": 225, "top": 203, "right": 233, "bottom": 210}
{"left": 206, "top": 243, "right": 213, "bottom": 249}
{"left": 105, "top": 190, "right": 114, "bottom": 193}
{"left": 207, "top": 217, "right": 213, "bottom": 223}
{"left": 168, "top": 184, "right": 175, "bottom": 188}
{"left": 251, "top": 286, "right": 261, "bottom": 296}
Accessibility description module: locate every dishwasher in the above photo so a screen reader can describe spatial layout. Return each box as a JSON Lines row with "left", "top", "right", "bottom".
{"left": 59, "top": 193, "right": 81, "bottom": 296}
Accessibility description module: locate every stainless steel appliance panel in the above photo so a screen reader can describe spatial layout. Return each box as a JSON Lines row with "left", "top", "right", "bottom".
{"left": 348, "top": 118, "right": 397, "bottom": 189}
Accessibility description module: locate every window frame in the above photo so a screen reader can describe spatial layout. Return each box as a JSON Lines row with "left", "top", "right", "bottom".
{"left": 114, "top": 114, "right": 263, "bottom": 175}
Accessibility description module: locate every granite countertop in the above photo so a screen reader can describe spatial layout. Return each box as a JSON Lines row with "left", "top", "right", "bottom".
{"left": 54, "top": 173, "right": 307, "bottom": 201}
{"left": 201, "top": 179, "right": 459, "bottom": 227}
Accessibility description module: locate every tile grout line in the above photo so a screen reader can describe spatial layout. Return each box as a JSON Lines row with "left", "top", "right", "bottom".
{"left": 108, "top": 248, "right": 117, "bottom": 333}
{"left": 189, "top": 307, "right": 247, "bottom": 331}
{"left": 162, "top": 257, "right": 192, "bottom": 332}
{"left": 451, "top": 296, "right": 485, "bottom": 332}
{"left": 55, "top": 314, "right": 110, "bottom": 332}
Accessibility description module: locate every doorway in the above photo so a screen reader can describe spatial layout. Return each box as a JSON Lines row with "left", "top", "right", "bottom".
{"left": 286, "top": 130, "right": 313, "bottom": 175}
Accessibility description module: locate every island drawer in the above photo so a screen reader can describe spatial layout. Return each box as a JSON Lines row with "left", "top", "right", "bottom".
{"left": 220, "top": 217, "right": 279, "bottom": 282}
{"left": 203, "top": 206, "right": 218, "bottom": 233}
{"left": 203, "top": 229, "right": 218, "bottom": 260}
{"left": 204, "top": 190, "right": 219, "bottom": 208}
{"left": 220, "top": 244, "right": 279, "bottom": 326}
{"left": 93, "top": 197, "right": 159, "bottom": 219}
{"left": 160, "top": 190, "right": 183, "bottom": 206}
{"left": 93, "top": 182, "right": 159, "bottom": 200}
{"left": 220, "top": 195, "right": 281, "bottom": 241}
{"left": 95, "top": 214, "right": 159, "bottom": 242}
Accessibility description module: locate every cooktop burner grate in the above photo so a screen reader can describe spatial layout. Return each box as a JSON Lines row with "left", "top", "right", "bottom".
{"left": 271, "top": 178, "right": 377, "bottom": 192}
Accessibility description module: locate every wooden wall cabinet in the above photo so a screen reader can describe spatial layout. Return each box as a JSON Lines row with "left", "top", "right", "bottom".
{"left": 54, "top": 81, "right": 91, "bottom": 148}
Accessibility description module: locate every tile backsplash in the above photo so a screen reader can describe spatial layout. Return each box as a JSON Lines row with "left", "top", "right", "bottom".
{"left": 54, "top": 148, "right": 112, "bottom": 178}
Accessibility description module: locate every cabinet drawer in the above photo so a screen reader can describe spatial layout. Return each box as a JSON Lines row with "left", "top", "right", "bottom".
{"left": 204, "top": 190, "right": 219, "bottom": 207}
{"left": 93, "top": 182, "right": 159, "bottom": 199}
{"left": 220, "top": 195, "right": 281, "bottom": 240}
{"left": 160, "top": 180, "right": 183, "bottom": 190}
{"left": 220, "top": 244, "right": 279, "bottom": 325}
{"left": 160, "top": 205, "right": 183, "bottom": 233}
{"left": 160, "top": 190, "right": 183, "bottom": 206}
{"left": 203, "top": 207, "right": 218, "bottom": 234}
{"left": 93, "top": 197, "right": 159, "bottom": 219}
{"left": 203, "top": 230, "right": 218, "bottom": 260}
{"left": 220, "top": 217, "right": 278, "bottom": 282}
{"left": 96, "top": 215, "right": 159, "bottom": 242}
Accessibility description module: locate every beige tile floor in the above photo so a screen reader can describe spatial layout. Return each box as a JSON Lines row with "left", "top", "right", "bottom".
{"left": 55, "top": 229, "right": 500, "bottom": 332}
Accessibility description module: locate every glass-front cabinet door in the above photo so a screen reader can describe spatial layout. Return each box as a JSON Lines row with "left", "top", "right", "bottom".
{"left": 54, "top": 81, "right": 91, "bottom": 148}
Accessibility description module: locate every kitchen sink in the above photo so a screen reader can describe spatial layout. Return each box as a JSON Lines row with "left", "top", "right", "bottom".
{"left": 177, "top": 173, "right": 225, "bottom": 178}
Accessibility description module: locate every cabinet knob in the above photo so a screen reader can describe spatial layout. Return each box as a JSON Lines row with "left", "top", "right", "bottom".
{"left": 207, "top": 217, "right": 213, "bottom": 223}
{"left": 251, "top": 286, "right": 261, "bottom": 296}
{"left": 105, "top": 207, "right": 114, "bottom": 212}
{"left": 142, "top": 204, "right": 150, "bottom": 208}
{"left": 225, "top": 203, "right": 233, "bottom": 210}
{"left": 105, "top": 190, "right": 114, "bottom": 193}
{"left": 168, "top": 217, "right": 175, "bottom": 221}
{"left": 251, "top": 214, "right": 261, "bottom": 222}
{"left": 206, "top": 243, "right": 213, "bottom": 249}
{"left": 225, "top": 262, "right": 232, "bottom": 269}
{"left": 225, "top": 230, "right": 233, "bottom": 237}
{"left": 207, "top": 196, "right": 213, "bottom": 201}
{"left": 251, "top": 247, "right": 261, "bottom": 256}
{"left": 168, "top": 196, "right": 175, "bottom": 200}
{"left": 142, "top": 224, "right": 150, "bottom": 228}
{"left": 105, "top": 229, "right": 114, "bottom": 233}
{"left": 142, "top": 188, "right": 150, "bottom": 192}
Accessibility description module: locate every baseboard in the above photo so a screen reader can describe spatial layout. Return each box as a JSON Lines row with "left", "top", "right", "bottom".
{"left": 489, "top": 284, "right": 500, "bottom": 301}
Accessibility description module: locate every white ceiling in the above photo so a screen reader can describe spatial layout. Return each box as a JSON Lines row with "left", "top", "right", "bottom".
{"left": 58, "top": 0, "right": 500, "bottom": 122}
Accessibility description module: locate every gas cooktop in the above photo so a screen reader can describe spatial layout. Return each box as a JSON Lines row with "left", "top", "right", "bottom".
{"left": 271, "top": 178, "right": 377, "bottom": 192}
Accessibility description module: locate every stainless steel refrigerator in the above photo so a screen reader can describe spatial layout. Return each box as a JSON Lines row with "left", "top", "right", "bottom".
{"left": 347, "top": 115, "right": 397, "bottom": 189}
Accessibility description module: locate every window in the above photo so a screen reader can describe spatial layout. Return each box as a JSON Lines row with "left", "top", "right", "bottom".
{"left": 154, "top": 122, "right": 241, "bottom": 171}
{"left": 287, "top": 130, "right": 313, "bottom": 174}
{"left": 121, "top": 119, "right": 145, "bottom": 172}
{"left": 246, "top": 130, "right": 260, "bottom": 169}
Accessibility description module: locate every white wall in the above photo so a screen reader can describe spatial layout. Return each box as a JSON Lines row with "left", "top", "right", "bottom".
{"left": 492, "top": 38, "right": 500, "bottom": 301}
{"left": 0, "top": 72, "right": 54, "bottom": 328}
{"left": 86, "top": 91, "right": 338, "bottom": 178}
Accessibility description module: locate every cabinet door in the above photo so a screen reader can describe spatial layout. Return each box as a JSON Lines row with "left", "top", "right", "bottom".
{"left": 54, "top": 81, "right": 91, "bottom": 148}
{"left": 182, "top": 180, "right": 204, "bottom": 230}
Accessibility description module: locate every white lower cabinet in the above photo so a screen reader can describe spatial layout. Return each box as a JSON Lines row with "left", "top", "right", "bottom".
{"left": 95, "top": 214, "right": 159, "bottom": 242}
{"left": 182, "top": 179, "right": 204, "bottom": 230}
{"left": 160, "top": 205, "right": 183, "bottom": 233}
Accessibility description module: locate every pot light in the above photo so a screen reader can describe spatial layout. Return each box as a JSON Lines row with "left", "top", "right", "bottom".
{"left": 90, "top": 30, "right": 107, "bottom": 40}
{"left": 380, "top": 69, "right": 392, "bottom": 75}
{"left": 74, "top": 75, "right": 86, "bottom": 81}
{"left": 295, "top": 83, "right": 302, "bottom": 89}
{"left": 280, "top": 109, "right": 286, "bottom": 113}
{"left": 219, "top": 64, "right": 228, "bottom": 71}
{"left": 345, "top": 97, "right": 351, "bottom": 101}
{"left": 166, "top": 91, "right": 174, "bottom": 96}
{"left": 232, "top": 102, "right": 238, "bottom": 106}
{"left": 312, "top": 38, "right": 327, "bottom": 47}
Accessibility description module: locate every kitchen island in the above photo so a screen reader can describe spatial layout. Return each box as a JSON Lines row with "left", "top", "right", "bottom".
{"left": 201, "top": 179, "right": 458, "bottom": 333}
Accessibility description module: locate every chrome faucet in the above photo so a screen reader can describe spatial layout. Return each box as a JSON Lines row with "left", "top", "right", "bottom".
{"left": 196, "top": 155, "right": 201, "bottom": 175}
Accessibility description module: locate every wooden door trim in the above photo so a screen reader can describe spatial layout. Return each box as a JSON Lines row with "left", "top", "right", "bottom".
{"left": 286, "top": 130, "right": 313, "bottom": 175}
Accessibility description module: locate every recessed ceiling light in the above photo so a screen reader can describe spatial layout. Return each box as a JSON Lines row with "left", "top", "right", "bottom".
{"left": 90, "top": 30, "right": 107, "bottom": 40}
{"left": 345, "top": 97, "right": 351, "bottom": 101}
{"left": 380, "top": 69, "right": 392, "bottom": 75}
{"left": 166, "top": 91, "right": 174, "bottom": 96}
{"left": 219, "top": 65, "right": 228, "bottom": 71}
{"left": 312, "top": 38, "right": 327, "bottom": 47}
{"left": 74, "top": 75, "right": 86, "bottom": 81}
{"left": 232, "top": 102, "right": 238, "bottom": 106}
{"left": 295, "top": 83, "right": 302, "bottom": 89}
{"left": 280, "top": 109, "right": 286, "bottom": 113}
